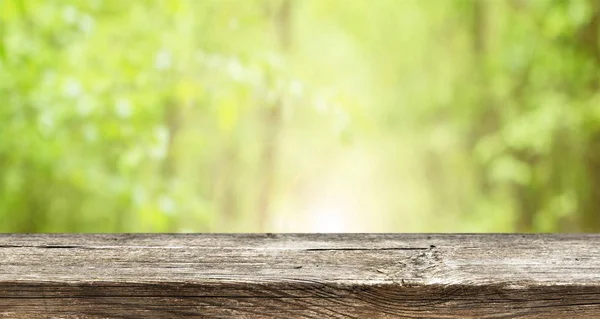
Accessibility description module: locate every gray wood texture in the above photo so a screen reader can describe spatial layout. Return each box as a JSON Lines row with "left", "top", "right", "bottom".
{"left": 1, "top": 234, "right": 599, "bottom": 318}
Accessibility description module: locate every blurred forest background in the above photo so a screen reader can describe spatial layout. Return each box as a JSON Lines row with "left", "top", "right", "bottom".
{"left": 1, "top": 0, "right": 600, "bottom": 232}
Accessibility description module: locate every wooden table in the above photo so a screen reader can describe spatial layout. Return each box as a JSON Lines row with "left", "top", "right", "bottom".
{"left": 1, "top": 234, "right": 599, "bottom": 318}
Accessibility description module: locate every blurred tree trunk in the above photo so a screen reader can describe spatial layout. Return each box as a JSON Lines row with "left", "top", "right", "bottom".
{"left": 257, "top": 0, "right": 292, "bottom": 231}
{"left": 469, "top": 0, "right": 500, "bottom": 217}
{"left": 161, "top": 100, "right": 183, "bottom": 232}
{"left": 508, "top": 1, "right": 541, "bottom": 232}
{"left": 580, "top": 0, "right": 600, "bottom": 232}
{"left": 511, "top": 44, "right": 538, "bottom": 232}
{"left": 218, "top": 145, "right": 238, "bottom": 228}
{"left": 513, "top": 151, "right": 540, "bottom": 232}
{"left": 471, "top": 0, "right": 541, "bottom": 232}
{"left": 470, "top": 0, "right": 497, "bottom": 190}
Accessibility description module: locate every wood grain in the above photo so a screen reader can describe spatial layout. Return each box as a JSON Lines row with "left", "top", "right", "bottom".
{"left": 1, "top": 234, "right": 600, "bottom": 318}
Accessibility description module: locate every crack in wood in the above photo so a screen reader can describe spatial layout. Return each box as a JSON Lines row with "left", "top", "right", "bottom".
{"left": 304, "top": 247, "right": 430, "bottom": 252}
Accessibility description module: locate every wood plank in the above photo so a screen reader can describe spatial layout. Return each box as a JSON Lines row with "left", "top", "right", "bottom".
{"left": 1, "top": 234, "right": 600, "bottom": 318}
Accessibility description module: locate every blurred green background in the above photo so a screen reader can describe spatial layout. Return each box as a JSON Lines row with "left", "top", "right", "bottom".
{"left": 1, "top": 0, "right": 599, "bottom": 232}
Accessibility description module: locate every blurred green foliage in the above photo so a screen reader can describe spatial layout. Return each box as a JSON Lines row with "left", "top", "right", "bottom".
{"left": 1, "top": 0, "right": 599, "bottom": 232}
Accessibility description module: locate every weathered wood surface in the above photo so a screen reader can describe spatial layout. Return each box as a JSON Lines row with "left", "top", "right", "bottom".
{"left": 1, "top": 234, "right": 600, "bottom": 318}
